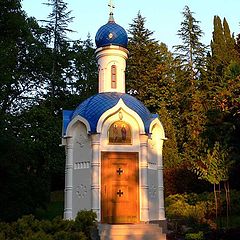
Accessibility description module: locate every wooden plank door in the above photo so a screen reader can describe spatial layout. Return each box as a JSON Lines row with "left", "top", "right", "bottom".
{"left": 101, "top": 152, "right": 139, "bottom": 223}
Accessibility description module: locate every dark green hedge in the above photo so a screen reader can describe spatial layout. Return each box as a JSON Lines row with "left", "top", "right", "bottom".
{"left": 0, "top": 210, "right": 97, "bottom": 240}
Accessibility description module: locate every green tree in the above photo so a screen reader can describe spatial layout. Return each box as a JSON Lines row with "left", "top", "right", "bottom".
{"left": 205, "top": 16, "right": 240, "bottom": 193}
{"left": 126, "top": 12, "right": 177, "bottom": 113}
{"left": 0, "top": 0, "right": 73, "bottom": 220}
{"left": 211, "top": 16, "right": 239, "bottom": 77}
{"left": 71, "top": 36, "right": 98, "bottom": 99}
{"left": 16, "top": 101, "right": 65, "bottom": 191}
{"left": 127, "top": 13, "right": 182, "bottom": 195}
{"left": 42, "top": 0, "right": 74, "bottom": 98}
{"left": 174, "top": 5, "right": 207, "bottom": 80}
{"left": 0, "top": 0, "right": 49, "bottom": 114}
{"left": 208, "top": 16, "right": 240, "bottom": 119}
{"left": 192, "top": 142, "right": 233, "bottom": 224}
{"left": 0, "top": 127, "right": 50, "bottom": 221}
{"left": 173, "top": 6, "right": 208, "bottom": 162}
{"left": 159, "top": 105, "right": 180, "bottom": 168}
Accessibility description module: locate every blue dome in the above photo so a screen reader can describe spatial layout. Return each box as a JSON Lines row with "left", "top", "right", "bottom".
{"left": 95, "top": 20, "right": 128, "bottom": 48}
{"left": 63, "top": 92, "right": 157, "bottom": 134}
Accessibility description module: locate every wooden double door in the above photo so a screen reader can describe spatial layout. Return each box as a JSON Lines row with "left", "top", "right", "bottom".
{"left": 101, "top": 152, "right": 139, "bottom": 223}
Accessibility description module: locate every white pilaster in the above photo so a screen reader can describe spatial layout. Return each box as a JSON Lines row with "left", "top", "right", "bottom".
{"left": 140, "top": 134, "right": 149, "bottom": 221}
{"left": 158, "top": 140, "right": 165, "bottom": 220}
{"left": 91, "top": 134, "right": 101, "bottom": 221}
{"left": 64, "top": 137, "right": 73, "bottom": 219}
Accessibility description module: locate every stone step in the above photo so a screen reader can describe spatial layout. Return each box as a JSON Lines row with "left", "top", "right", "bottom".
{"left": 100, "top": 223, "right": 162, "bottom": 230}
{"left": 100, "top": 223, "right": 161, "bottom": 228}
{"left": 100, "top": 234, "right": 166, "bottom": 240}
{"left": 98, "top": 224, "right": 166, "bottom": 240}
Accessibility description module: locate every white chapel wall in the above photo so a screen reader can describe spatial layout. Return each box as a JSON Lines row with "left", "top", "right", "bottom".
{"left": 148, "top": 122, "right": 165, "bottom": 220}
{"left": 72, "top": 121, "right": 92, "bottom": 218}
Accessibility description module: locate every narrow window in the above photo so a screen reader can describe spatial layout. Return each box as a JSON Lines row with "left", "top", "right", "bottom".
{"left": 111, "top": 65, "right": 117, "bottom": 89}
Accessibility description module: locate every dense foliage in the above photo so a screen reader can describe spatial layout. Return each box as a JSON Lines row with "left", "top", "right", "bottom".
{"left": 166, "top": 191, "right": 240, "bottom": 239}
{"left": 0, "top": 1, "right": 239, "bottom": 227}
{"left": 0, "top": 210, "right": 97, "bottom": 240}
{"left": 0, "top": 0, "right": 97, "bottom": 221}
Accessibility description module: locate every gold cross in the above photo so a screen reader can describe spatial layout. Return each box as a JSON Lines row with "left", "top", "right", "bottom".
{"left": 108, "top": 0, "right": 115, "bottom": 14}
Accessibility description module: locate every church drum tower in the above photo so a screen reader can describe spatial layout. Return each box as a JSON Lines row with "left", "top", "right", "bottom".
{"left": 62, "top": 4, "right": 167, "bottom": 240}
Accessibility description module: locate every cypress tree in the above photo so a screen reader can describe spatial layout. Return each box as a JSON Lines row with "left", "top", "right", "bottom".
{"left": 211, "top": 16, "right": 239, "bottom": 78}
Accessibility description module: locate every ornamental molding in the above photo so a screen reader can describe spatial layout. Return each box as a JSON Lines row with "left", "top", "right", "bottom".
{"left": 76, "top": 134, "right": 88, "bottom": 148}
{"left": 76, "top": 184, "right": 87, "bottom": 199}
{"left": 149, "top": 184, "right": 157, "bottom": 199}
{"left": 74, "top": 161, "right": 90, "bottom": 170}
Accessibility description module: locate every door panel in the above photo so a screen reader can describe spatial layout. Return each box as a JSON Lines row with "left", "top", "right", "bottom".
{"left": 101, "top": 152, "right": 139, "bottom": 223}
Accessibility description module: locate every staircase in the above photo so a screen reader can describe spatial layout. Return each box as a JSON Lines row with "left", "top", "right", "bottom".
{"left": 98, "top": 223, "right": 166, "bottom": 240}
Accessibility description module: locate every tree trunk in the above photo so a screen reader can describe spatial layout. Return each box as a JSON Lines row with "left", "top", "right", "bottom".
{"left": 214, "top": 183, "right": 218, "bottom": 222}
{"left": 224, "top": 181, "right": 231, "bottom": 229}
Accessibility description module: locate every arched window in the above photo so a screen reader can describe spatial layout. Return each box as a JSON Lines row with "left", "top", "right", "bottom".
{"left": 108, "top": 121, "right": 131, "bottom": 144}
{"left": 111, "top": 65, "right": 117, "bottom": 89}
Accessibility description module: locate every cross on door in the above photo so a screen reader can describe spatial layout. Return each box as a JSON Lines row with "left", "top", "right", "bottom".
{"left": 117, "top": 189, "right": 123, "bottom": 197}
{"left": 116, "top": 167, "right": 124, "bottom": 175}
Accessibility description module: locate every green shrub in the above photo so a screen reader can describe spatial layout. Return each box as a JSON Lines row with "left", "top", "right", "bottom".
{"left": 185, "top": 231, "right": 204, "bottom": 240}
{"left": 0, "top": 214, "right": 88, "bottom": 240}
{"left": 53, "top": 231, "right": 87, "bottom": 240}
{"left": 74, "top": 210, "right": 97, "bottom": 239}
{"left": 165, "top": 192, "right": 218, "bottom": 233}
{"left": 27, "top": 232, "right": 54, "bottom": 240}
{"left": 166, "top": 194, "right": 211, "bottom": 223}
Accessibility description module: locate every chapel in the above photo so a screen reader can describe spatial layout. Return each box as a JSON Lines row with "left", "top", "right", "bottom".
{"left": 62, "top": 4, "right": 166, "bottom": 240}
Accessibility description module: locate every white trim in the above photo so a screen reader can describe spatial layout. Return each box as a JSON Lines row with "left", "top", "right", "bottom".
{"left": 139, "top": 134, "right": 149, "bottom": 221}
{"left": 95, "top": 45, "right": 129, "bottom": 57}
{"left": 65, "top": 115, "right": 91, "bottom": 136}
{"left": 91, "top": 134, "right": 101, "bottom": 221}
{"left": 149, "top": 118, "right": 165, "bottom": 138}
{"left": 96, "top": 99, "right": 145, "bottom": 134}
{"left": 64, "top": 138, "right": 74, "bottom": 220}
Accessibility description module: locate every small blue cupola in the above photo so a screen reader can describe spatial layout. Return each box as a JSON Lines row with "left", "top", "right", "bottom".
{"left": 95, "top": 13, "right": 128, "bottom": 48}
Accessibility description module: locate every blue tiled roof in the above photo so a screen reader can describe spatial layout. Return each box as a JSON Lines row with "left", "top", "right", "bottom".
{"left": 63, "top": 92, "right": 157, "bottom": 135}
{"left": 62, "top": 110, "right": 74, "bottom": 135}
{"left": 95, "top": 21, "right": 128, "bottom": 48}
